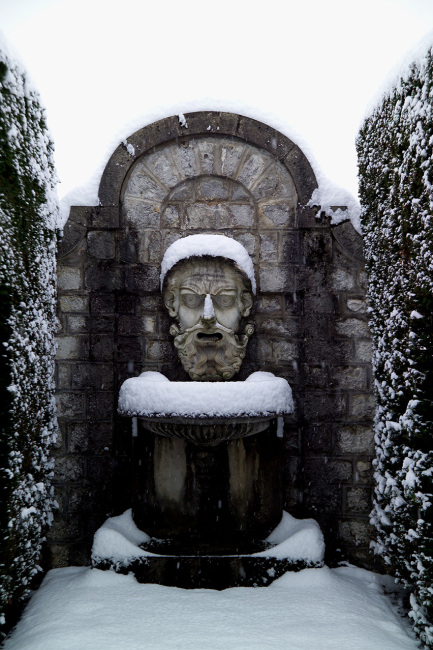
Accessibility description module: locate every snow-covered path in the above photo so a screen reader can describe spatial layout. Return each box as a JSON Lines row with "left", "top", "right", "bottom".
{"left": 4, "top": 565, "right": 417, "bottom": 650}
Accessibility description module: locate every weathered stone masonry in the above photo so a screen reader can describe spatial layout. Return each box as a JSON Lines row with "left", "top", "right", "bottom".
{"left": 51, "top": 112, "right": 375, "bottom": 568}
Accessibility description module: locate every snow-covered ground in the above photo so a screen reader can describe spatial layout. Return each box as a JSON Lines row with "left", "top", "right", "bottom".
{"left": 4, "top": 565, "right": 417, "bottom": 650}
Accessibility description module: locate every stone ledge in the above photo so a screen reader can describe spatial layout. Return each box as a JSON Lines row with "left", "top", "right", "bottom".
{"left": 93, "top": 554, "right": 323, "bottom": 590}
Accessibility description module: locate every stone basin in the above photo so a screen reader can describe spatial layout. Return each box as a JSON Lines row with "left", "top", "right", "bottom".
{"left": 138, "top": 414, "right": 274, "bottom": 445}
{"left": 118, "top": 370, "right": 293, "bottom": 444}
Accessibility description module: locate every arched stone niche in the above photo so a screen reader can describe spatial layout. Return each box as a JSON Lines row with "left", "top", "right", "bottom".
{"left": 54, "top": 112, "right": 374, "bottom": 569}
{"left": 120, "top": 135, "right": 300, "bottom": 329}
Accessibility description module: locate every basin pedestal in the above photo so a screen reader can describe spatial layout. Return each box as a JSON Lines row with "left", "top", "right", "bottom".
{"left": 132, "top": 418, "right": 282, "bottom": 555}
{"left": 106, "top": 370, "right": 297, "bottom": 587}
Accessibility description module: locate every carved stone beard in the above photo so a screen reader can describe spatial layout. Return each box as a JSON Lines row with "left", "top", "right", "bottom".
{"left": 170, "top": 320, "right": 254, "bottom": 381}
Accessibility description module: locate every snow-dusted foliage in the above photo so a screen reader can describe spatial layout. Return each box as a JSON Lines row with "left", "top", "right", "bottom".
{"left": 0, "top": 39, "right": 58, "bottom": 630}
{"left": 357, "top": 43, "right": 433, "bottom": 646}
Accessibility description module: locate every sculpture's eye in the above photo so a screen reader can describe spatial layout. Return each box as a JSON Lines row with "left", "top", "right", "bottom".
{"left": 213, "top": 293, "right": 237, "bottom": 309}
{"left": 180, "top": 292, "right": 204, "bottom": 309}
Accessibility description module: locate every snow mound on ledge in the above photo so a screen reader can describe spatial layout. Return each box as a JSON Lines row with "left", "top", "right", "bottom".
{"left": 118, "top": 371, "right": 293, "bottom": 418}
{"left": 92, "top": 509, "right": 156, "bottom": 563}
{"left": 307, "top": 183, "right": 361, "bottom": 233}
{"left": 254, "top": 511, "right": 324, "bottom": 563}
{"left": 92, "top": 509, "right": 324, "bottom": 565}
{"left": 160, "top": 234, "right": 256, "bottom": 294}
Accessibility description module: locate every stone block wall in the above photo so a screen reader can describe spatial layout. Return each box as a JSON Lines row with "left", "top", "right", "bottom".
{"left": 51, "top": 113, "right": 375, "bottom": 569}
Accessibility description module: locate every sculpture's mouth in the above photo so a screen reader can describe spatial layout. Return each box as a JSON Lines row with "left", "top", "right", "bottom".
{"left": 196, "top": 331, "right": 223, "bottom": 343}
{"left": 171, "top": 321, "right": 253, "bottom": 381}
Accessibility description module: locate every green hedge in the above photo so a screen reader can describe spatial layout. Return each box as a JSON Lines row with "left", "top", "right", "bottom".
{"left": 357, "top": 44, "right": 433, "bottom": 645}
{"left": 0, "top": 41, "right": 58, "bottom": 631}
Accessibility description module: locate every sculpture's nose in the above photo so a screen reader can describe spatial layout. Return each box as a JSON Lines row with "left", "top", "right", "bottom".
{"left": 202, "top": 294, "right": 216, "bottom": 321}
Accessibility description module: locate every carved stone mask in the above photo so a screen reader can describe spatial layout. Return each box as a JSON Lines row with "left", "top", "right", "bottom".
{"left": 163, "top": 257, "right": 254, "bottom": 381}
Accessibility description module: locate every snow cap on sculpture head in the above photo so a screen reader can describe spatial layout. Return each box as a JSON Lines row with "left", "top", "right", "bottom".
{"left": 161, "top": 235, "right": 256, "bottom": 381}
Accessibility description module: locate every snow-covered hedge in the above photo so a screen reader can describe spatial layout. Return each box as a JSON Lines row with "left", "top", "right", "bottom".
{"left": 357, "top": 43, "right": 433, "bottom": 646}
{"left": 0, "top": 40, "right": 58, "bottom": 631}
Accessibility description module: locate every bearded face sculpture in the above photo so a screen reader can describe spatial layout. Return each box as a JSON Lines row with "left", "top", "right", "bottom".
{"left": 163, "top": 257, "right": 254, "bottom": 381}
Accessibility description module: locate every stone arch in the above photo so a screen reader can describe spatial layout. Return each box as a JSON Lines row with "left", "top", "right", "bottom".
{"left": 120, "top": 136, "right": 299, "bottom": 294}
{"left": 122, "top": 137, "right": 297, "bottom": 205}
{"left": 99, "top": 112, "right": 317, "bottom": 207}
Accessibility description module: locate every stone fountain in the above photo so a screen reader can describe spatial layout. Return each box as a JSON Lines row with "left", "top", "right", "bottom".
{"left": 92, "top": 235, "right": 324, "bottom": 587}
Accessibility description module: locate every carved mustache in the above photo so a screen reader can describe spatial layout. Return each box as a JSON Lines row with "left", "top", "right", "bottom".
{"left": 170, "top": 319, "right": 254, "bottom": 355}
{"left": 169, "top": 318, "right": 236, "bottom": 341}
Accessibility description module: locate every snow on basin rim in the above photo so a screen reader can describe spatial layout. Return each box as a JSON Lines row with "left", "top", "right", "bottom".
{"left": 92, "top": 508, "right": 324, "bottom": 564}
{"left": 160, "top": 234, "right": 257, "bottom": 294}
{"left": 118, "top": 371, "right": 293, "bottom": 417}
{"left": 92, "top": 509, "right": 155, "bottom": 563}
